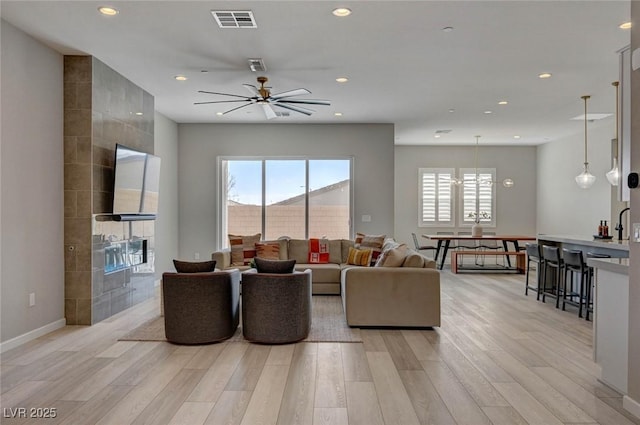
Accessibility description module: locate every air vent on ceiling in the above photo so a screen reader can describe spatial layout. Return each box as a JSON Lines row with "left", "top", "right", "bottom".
{"left": 275, "top": 111, "right": 290, "bottom": 117}
{"left": 435, "top": 129, "right": 452, "bottom": 134}
{"left": 211, "top": 11, "right": 257, "bottom": 28}
{"left": 248, "top": 58, "right": 266, "bottom": 72}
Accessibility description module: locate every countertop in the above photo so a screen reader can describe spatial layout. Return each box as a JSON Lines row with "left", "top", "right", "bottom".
{"left": 587, "top": 257, "right": 629, "bottom": 275}
{"left": 537, "top": 234, "right": 630, "bottom": 252}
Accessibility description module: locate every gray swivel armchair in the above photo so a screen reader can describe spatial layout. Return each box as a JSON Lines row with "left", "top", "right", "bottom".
{"left": 162, "top": 269, "right": 240, "bottom": 344}
{"left": 241, "top": 269, "right": 312, "bottom": 344}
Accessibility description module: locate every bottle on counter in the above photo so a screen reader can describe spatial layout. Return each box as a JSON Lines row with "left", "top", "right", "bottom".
{"left": 604, "top": 221, "right": 609, "bottom": 237}
{"left": 598, "top": 220, "right": 604, "bottom": 237}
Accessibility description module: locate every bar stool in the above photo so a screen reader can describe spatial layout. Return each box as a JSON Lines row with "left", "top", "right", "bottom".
{"left": 584, "top": 252, "right": 611, "bottom": 321}
{"left": 525, "top": 243, "right": 543, "bottom": 299}
{"left": 541, "top": 245, "right": 564, "bottom": 308}
{"left": 561, "top": 249, "right": 588, "bottom": 317}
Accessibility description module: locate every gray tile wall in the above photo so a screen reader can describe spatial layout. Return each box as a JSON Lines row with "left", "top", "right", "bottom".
{"left": 63, "top": 56, "right": 155, "bottom": 325}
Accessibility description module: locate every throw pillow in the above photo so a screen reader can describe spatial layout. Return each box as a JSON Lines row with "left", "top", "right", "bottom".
{"left": 255, "top": 242, "right": 280, "bottom": 260}
{"left": 229, "top": 233, "right": 261, "bottom": 266}
{"left": 254, "top": 257, "right": 296, "bottom": 274}
{"left": 347, "top": 247, "right": 373, "bottom": 267}
{"left": 355, "top": 233, "right": 386, "bottom": 264}
{"left": 308, "top": 238, "right": 330, "bottom": 263}
{"left": 173, "top": 259, "right": 216, "bottom": 273}
{"left": 375, "top": 244, "right": 408, "bottom": 267}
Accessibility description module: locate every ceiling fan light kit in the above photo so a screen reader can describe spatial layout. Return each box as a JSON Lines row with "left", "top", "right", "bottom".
{"left": 195, "top": 76, "right": 330, "bottom": 120}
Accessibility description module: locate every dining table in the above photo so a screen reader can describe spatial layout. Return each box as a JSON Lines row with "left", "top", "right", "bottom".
{"left": 422, "top": 234, "right": 536, "bottom": 270}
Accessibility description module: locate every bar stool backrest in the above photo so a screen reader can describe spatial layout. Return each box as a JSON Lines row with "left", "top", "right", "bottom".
{"left": 562, "top": 249, "right": 585, "bottom": 270}
{"left": 525, "top": 243, "right": 541, "bottom": 260}
{"left": 542, "top": 245, "right": 561, "bottom": 264}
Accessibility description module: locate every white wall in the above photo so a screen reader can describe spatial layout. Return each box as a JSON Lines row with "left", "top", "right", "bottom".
{"left": 1, "top": 20, "right": 65, "bottom": 344}
{"left": 153, "top": 112, "right": 179, "bottom": 278}
{"left": 537, "top": 122, "right": 614, "bottom": 236}
{"left": 395, "top": 145, "right": 537, "bottom": 245}
{"left": 177, "top": 123, "right": 394, "bottom": 259}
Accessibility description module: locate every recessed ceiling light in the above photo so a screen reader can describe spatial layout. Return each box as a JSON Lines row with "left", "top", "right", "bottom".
{"left": 334, "top": 112, "right": 343, "bottom": 117}
{"left": 484, "top": 110, "right": 493, "bottom": 114}
{"left": 174, "top": 75, "right": 188, "bottom": 81}
{"left": 619, "top": 22, "right": 632, "bottom": 29}
{"left": 498, "top": 100, "right": 508, "bottom": 105}
{"left": 135, "top": 112, "right": 143, "bottom": 116}
{"left": 98, "top": 6, "right": 118, "bottom": 16}
{"left": 332, "top": 7, "right": 352, "bottom": 17}
{"left": 442, "top": 26, "right": 454, "bottom": 32}
{"left": 513, "top": 135, "right": 521, "bottom": 139}
{"left": 448, "top": 109, "right": 455, "bottom": 113}
{"left": 539, "top": 72, "right": 552, "bottom": 79}
{"left": 216, "top": 112, "right": 224, "bottom": 116}
{"left": 434, "top": 134, "right": 441, "bottom": 138}
{"left": 336, "top": 77, "right": 349, "bottom": 83}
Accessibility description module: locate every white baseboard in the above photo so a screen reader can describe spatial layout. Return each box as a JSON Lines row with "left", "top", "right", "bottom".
{"left": 0, "top": 318, "right": 66, "bottom": 354}
{"left": 624, "top": 395, "right": 640, "bottom": 420}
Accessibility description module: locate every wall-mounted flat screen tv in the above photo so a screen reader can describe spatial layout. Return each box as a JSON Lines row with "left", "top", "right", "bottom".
{"left": 112, "top": 144, "right": 161, "bottom": 217}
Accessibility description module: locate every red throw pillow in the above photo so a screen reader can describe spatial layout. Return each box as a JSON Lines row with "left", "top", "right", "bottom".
{"left": 308, "top": 238, "right": 330, "bottom": 263}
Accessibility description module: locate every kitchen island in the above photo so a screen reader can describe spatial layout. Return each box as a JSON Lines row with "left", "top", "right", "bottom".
{"left": 537, "top": 235, "right": 630, "bottom": 397}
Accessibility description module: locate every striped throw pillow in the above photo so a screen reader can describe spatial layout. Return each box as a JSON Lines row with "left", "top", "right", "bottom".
{"left": 355, "top": 233, "right": 386, "bottom": 264}
{"left": 347, "top": 247, "right": 373, "bottom": 267}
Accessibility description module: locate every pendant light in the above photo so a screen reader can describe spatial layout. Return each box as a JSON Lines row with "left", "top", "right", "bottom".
{"left": 606, "top": 81, "right": 620, "bottom": 186}
{"left": 575, "top": 95, "right": 596, "bottom": 189}
{"left": 451, "top": 135, "right": 514, "bottom": 188}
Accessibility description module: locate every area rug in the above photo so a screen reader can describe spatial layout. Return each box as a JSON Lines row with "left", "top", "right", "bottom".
{"left": 119, "top": 295, "right": 362, "bottom": 343}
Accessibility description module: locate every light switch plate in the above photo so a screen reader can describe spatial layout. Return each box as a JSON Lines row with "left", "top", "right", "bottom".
{"left": 362, "top": 214, "right": 371, "bottom": 222}
{"left": 633, "top": 223, "right": 640, "bottom": 242}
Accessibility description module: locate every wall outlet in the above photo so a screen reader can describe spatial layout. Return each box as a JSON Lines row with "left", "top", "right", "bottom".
{"left": 194, "top": 252, "right": 200, "bottom": 260}
{"left": 29, "top": 292, "right": 35, "bottom": 307}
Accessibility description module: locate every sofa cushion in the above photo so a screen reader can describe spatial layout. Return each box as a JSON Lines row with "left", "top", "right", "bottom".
{"left": 288, "top": 239, "right": 310, "bottom": 264}
{"left": 347, "top": 247, "right": 373, "bottom": 266}
{"left": 229, "top": 233, "right": 261, "bottom": 265}
{"left": 295, "top": 263, "right": 341, "bottom": 282}
{"left": 375, "top": 244, "right": 408, "bottom": 267}
{"left": 255, "top": 242, "right": 280, "bottom": 260}
{"left": 341, "top": 239, "right": 355, "bottom": 263}
{"left": 402, "top": 251, "right": 425, "bottom": 268}
{"left": 254, "top": 257, "right": 296, "bottom": 274}
{"left": 173, "top": 259, "right": 217, "bottom": 273}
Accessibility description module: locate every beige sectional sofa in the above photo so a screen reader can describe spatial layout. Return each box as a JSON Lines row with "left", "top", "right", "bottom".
{"left": 212, "top": 237, "right": 441, "bottom": 327}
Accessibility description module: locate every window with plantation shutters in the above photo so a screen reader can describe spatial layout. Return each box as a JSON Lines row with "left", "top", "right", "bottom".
{"left": 418, "top": 168, "right": 454, "bottom": 227}
{"left": 460, "top": 168, "right": 496, "bottom": 226}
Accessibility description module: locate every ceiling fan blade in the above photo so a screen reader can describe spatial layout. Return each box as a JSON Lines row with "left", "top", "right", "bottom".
{"left": 261, "top": 103, "right": 277, "bottom": 120}
{"left": 194, "top": 99, "right": 251, "bottom": 105}
{"left": 243, "top": 84, "right": 261, "bottom": 97}
{"left": 222, "top": 103, "right": 254, "bottom": 115}
{"left": 198, "top": 90, "right": 251, "bottom": 100}
{"left": 269, "top": 88, "right": 311, "bottom": 100}
{"left": 273, "top": 102, "right": 314, "bottom": 116}
{"left": 276, "top": 99, "right": 331, "bottom": 106}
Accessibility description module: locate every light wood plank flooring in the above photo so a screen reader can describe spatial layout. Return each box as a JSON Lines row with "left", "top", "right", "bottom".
{"left": 2, "top": 271, "right": 639, "bottom": 425}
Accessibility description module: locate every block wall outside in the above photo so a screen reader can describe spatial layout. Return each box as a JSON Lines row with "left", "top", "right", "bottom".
{"left": 228, "top": 205, "right": 350, "bottom": 241}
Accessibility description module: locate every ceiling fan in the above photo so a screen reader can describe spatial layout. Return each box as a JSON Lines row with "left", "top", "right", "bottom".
{"left": 194, "top": 76, "right": 330, "bottom": 119}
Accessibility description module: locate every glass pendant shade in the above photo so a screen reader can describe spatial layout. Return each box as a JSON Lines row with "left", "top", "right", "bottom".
{"left": 606, "top": 157, "right": 620, "bottom": 186}
{"left": 502, "top": 178, "right": 515, "bottom": 188}
{"left": 576, "top": 164, "right": 596, "bottom": 189}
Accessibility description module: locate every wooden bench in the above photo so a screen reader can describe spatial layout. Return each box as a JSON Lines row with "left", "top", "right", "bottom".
{"left": 451, "top": 250, "right": 526, "bottom": 274}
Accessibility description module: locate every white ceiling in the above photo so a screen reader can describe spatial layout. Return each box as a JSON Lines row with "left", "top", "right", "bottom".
{"left": 0, "top": 1, "right": 631, "bottom": 146}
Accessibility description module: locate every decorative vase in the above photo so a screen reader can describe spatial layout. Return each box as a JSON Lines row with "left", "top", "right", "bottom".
{"left": 472, "top": 222, "right": 483, "bottom": 237}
